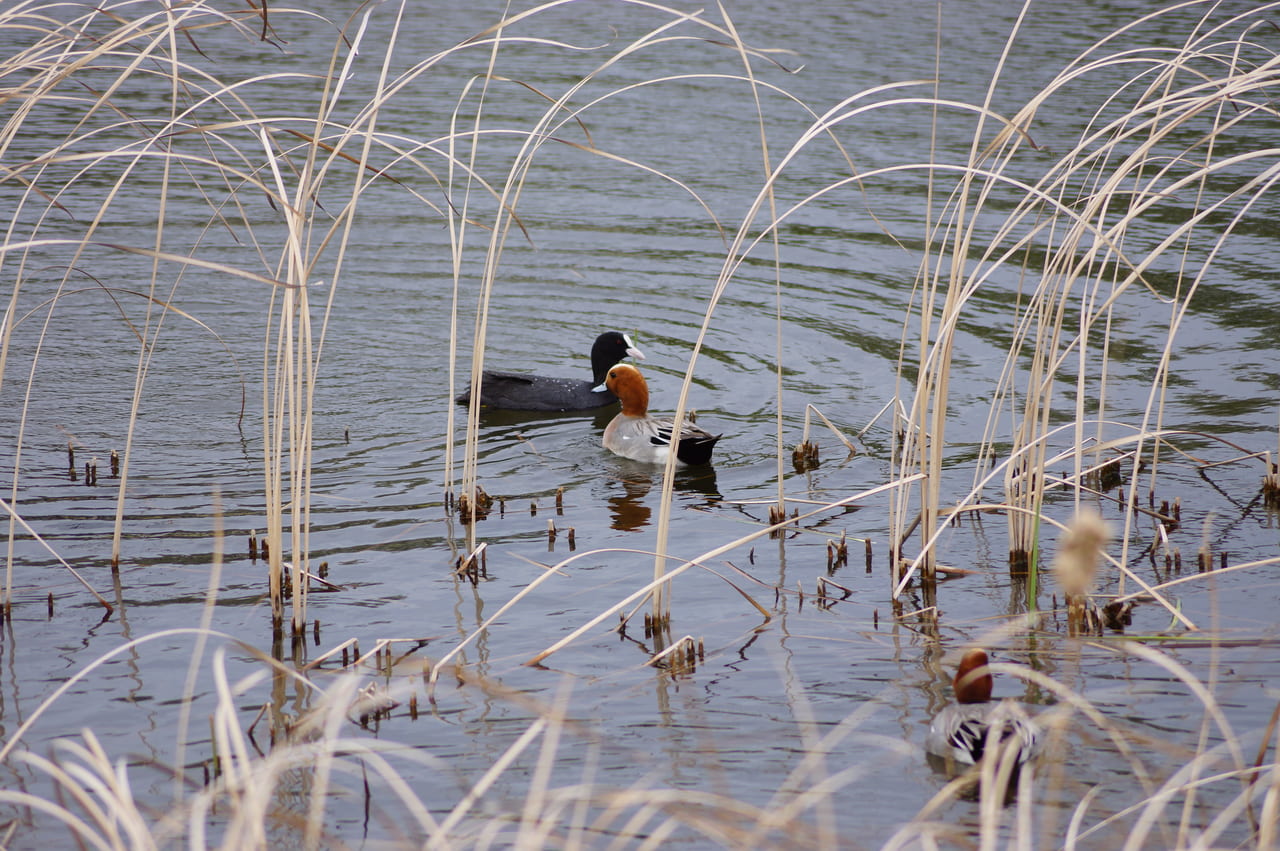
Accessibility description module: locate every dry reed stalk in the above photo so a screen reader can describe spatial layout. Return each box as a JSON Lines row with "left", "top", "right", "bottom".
{"left": 652, "top": 79, "right": 962, "bottom": 615}
{"left": 439, "top": 4, "right": 786, "bottom": 622}
{"left": 868, "top": 6, "right": 1280, "bottom": 604}
{"left": 259, "top": 181, "right": 312, "bottom": 634}
{"left": 888, "top": 4, "right": 1043, "bottom": 598}
{"left": 451, "top": 7, "right": 709, "bottom": 558}
{"left": 1003, "top": 20, "right": 1280, "bottom": 583}
{"left": 0, "top": 1, "right": 339, "bottom": 626}
{"left": 717, "top": 7, "right": 791, "bottom": 535}
{"left": 253, "top": 0, "right": 420, "bottom": 635}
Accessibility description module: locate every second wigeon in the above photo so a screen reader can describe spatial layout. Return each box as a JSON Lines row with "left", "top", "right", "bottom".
{"left": 925, "top": 648, "right": 1041, "bottom": 770}
{"left": 455, "top": 331, "right": 644, "bottom": 411}
{"left": 600, "top": 363, "right": 720, "bottom": 466}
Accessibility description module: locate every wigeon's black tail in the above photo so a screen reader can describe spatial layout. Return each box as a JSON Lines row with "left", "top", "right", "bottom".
{"left": 675, "top": 433, "right": 721, "bottom": 466}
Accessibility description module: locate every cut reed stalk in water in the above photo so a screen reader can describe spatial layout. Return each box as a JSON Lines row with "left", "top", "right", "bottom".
{"left": 768, "top": 503, "right": 786, "bottom": 538}
{"left": 1263, "top": 461, "right": 1280, "bottom": 510}
{"left": 817, "top": 575, "right": 852, "bottom": 602}
{"left": 792, "top": 439, "right": 820, "bottom": 473}
{"left": 456, "top": 483, "right": 493, "bottom": 524}
{"left": 454, "top": 543, "right": 488, "bottom": 586}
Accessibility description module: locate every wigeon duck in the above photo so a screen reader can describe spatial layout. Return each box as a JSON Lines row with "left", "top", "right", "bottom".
{"left": 925, "top": 648, "right": 1041, "bottom": 771}
{"left": 455, "top": 331, "right": 644, "bottom": 411}
{"left": 600, "top": 363, "right": 721, "bottom": 465}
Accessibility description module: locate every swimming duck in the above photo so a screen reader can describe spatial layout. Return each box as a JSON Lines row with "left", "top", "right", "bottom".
{"left": 455, "top": 331, "right": 644, "bottom": 411}
{"left": 925, "top": 648, "right": 1041, "bottom": 770}
{"left": 600, "top": 363, "right": 720, "bottom": 465}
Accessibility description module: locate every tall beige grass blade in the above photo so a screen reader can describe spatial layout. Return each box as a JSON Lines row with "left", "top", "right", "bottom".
{"left": 0, "top": 627, "right": 249, "bottom": 765}
{"left": 712, "top": 3, "right": 788, "bottom": 527}
{"left": 429, "top": 716, "right": 549, "bottom": 848}
{"left": 0, "top": 495, "right": 111, "bottom": 612}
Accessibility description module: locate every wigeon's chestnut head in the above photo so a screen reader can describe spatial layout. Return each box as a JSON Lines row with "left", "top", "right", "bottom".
{"left": 455, "top": 330, "right": 644, "bottom": 411}
{"left": 603, "top": 363, "right": 650, "bottom": 417}
{"left": 599, "top": 364, "right": 721, "bottom": 466}
{"left": 953, "top": 648, "right": 995, "bottom": 704}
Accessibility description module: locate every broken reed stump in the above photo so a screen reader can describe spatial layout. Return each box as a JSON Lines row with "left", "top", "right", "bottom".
{"left": 1264, "top": 463, "right": 1280, "bottom": 510}
{"left": 825, "top": 532, "right": 848, "bottom": 572}
{"left": 67, "top": 444, "right": 119, "bottom": 482}
{"left": 454, "top": 543, "right": 488, "bottom": 585}
{"left": 643, "top": 611, "right": 672, "bottom": 639}
{"left": 768, "top": 504, "right": 785, "bottom": 538}
{"left": 1064, "top": 594, "right": 1103, "bottom": 636}
{"left": 456, "top": 484, "right": 493, "bottom": 524}
{"left": 791, "top": 439, "right": 819, "bottom": 473}
{"left": 1102, "top": 600, "right": 1134, "bottom": 630}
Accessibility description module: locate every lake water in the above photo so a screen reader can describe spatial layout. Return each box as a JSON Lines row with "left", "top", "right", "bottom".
{"left": 2, "top": 0, "right": 1279, "bottom": 847}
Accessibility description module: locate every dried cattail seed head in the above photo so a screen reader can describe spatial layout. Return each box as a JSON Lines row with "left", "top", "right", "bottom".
{"left": 1053, "top": 509, "right": 1111, "bottom": 598}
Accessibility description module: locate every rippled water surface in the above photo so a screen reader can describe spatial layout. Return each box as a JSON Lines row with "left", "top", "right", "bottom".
{"left": 2, "top": 1, "right": 1280, "bottom": 847}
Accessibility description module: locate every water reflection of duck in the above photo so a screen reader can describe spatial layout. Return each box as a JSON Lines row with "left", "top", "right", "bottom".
{"left": 609, "top": 474, "right": 653, "bottom": 531}
{"left": 600, "top": 364, "right": 720, "bottom": 465}
{"left": 456, "top": 331, "right": 644, "bottom": 411}
{"left": 606, "top": 467, "right": 721, "bottom": 532}
{"left": 925, "top": 648, "right": 1041, "bottom": 774}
